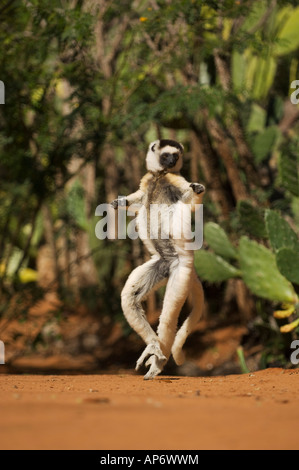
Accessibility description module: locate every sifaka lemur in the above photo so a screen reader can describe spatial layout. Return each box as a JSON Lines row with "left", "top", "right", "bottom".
{"left": 111, "top": 139, "right": 205, "bottom": 379}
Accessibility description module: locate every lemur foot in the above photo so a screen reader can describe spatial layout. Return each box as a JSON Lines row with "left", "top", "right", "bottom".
{"left": 143, "top": 355, "right": 166, "bottom": 380}
{"left": 171, "top": 348, "right": 186, "bottom": 366}
{"left": 135, "top": 342, "right": 166, "bottom": 377}
{"left": 190, "top": 183, "right": 205, "bottom": 194}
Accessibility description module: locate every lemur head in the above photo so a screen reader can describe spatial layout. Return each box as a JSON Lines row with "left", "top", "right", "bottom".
{"left": 146, "top": 139, "right": 184, "bottom": 173}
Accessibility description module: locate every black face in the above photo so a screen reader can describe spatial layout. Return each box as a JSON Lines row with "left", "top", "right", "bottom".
{"left": 160, "top": 152, "right": 179, "bottom": 168}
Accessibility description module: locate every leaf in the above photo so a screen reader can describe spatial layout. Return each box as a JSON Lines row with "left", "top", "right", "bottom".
{"left": 204, "top": 222, "right": 238, "bottom": 260}
{"left": 238, "top": 201, "right": 267, "bottom": 239}
{"left": 240, "top": 0, "right": 268, "bottom": 32}
{"left": 239, "top": 237, "right": 297, "bottom": 303}
{"left": 276, "top": 247, "right": 299, "bottom": 285}
{"left": 251, "top": 55, "right": 277, "bottom": 100}
{"left": 275, "top": 7, "right": 299, "bottom": 56}
{"left": 194, "top": 250, "right": 240, "bottom": 283}
{"left": 250, "top": 126, "right": 279, "bottom": 163}
{"left": 280, "top": 318, "right": 299, "bottom": 333}
{"left": 279, "top": 150, "right": 299, "bottom": 197}
{"left": 246, "top": 103, "right": 266, "bottom": 133}
{"left": 66, "top": 180, "right": 88, "bottom": 230}
{"left": 4, "top": 248, "right": 24, "bottom": 277}
{"left": 274, "top": 304, "right": 295, "bottom": 319}
{"left": 265, "top": 210, "right": 299, "bottom": 252}
{"left": 19, "top": 268, "right": 38, "bottom": 283}
{"left": 237, "top": 346, "right": 250, "bottom": 374}
{"left": 232, "top": 51, "right": 246, "bottom": 92}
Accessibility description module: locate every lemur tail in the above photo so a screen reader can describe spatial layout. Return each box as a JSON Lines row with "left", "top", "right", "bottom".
{"left": 171, "top": 270, "right": 204, "bottom": 366}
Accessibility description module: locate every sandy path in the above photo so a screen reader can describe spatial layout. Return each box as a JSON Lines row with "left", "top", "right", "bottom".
{"left": 0, "top": 368, "right": 298, "bottom": 450}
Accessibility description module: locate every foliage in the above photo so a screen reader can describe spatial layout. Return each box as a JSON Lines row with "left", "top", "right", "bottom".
{"left": 196, "top": 209, "right": 299, "bottom": 336}
{"left": 1, "top": 0, "right": 299, "bottom": 370}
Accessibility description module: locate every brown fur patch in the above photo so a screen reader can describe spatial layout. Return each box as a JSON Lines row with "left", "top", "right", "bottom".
{"left": 140, "top": 172, "right": 153, "bottom": 192}
{"left": 165, "top": 173, "right": 185, "bottom": 187}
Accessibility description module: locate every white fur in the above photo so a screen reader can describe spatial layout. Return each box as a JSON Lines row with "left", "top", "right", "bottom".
{"left": 146, "top": 140, "right": 164, "bottom": 172}
{"left": 115, "top": 140, "right": 204, "bottom": 379}
{"left": 146, "top": 141, "right": 183, "bottom": 173}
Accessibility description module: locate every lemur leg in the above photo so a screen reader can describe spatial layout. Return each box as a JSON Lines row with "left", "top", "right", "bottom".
{"left": 144, "top": 256, "right": 193, "bottom": 379}
{"left": 121, "top": 257, "right": 169, "bottom": 370}
{"left": 171, "top": 269, "right": 204, "bottom": 366}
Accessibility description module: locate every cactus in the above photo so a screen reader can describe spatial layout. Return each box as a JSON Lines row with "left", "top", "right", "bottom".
{"left": 279, "top": 148, "right": 299, "bottom": 197}
{"left": 265, "top": 209, "right": 299, "bottom": 252}
{"left": 265, "top": 209, "right": 299, "bottom": 285}
{"left": 274, "top": 304, "right": 295, "bottom": 319}
{"left": 277, "top": 303, "right": 299, "bottom": 333}
{"left": 251, "top": 126, "right": 279, "bottom": 164}
{"left": 280, "top": 318, "right": 299, "bottom": 334}
{"left": 194, "top": 251, "right": 240, "bottom": 283}
{"left": 197, "top": 222, "right": 296, "bottom": 301}
{"left": 238, "top": 201, "right": 267, "bottom": 239}
{"left": 204, "top": 222, "right": 238, "bottom": 260}
{"left": 195, "top": 218, "right": 299, "bottom": 335}
{"left": 238, "top": 236, "right": 297, "bottom": 303}
{"left": 275, "top": 6, "right": 299, "bottom": 56}
{"left": 276, "top": 247, "right": 299, "bottom": 285}
{"left": 194, "top": 220, "right": 299, "bottom": 335}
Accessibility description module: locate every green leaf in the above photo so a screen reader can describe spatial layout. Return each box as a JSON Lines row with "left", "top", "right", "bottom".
{"left": 275, "top": 7, "right": 299, "bottom": 56}
{"left": 239, "top": 237, "right": 297, "bottom": 303}
{"left": 265, "top": 209, "right": 299, "bottom": 252}
{"left": 232, "top": 51, "right": 246, "bottom": 92}
{"left": 19, "top": 268, "right": 38, "bottom": 283}
{"left": 204, "top": 222, "right": 238, "bottom": 260}
{"left": 246, "top": 104, "right": 266, "bottom": 133}
{"left": 250, "top": 126, "right": 279, "bottom": 163}
{"left": 279, "top": 150, "right": 299, "bottom": 197}
{"left": 237, "top": 346, "right": 250, "bottom": 374}
{"left": 276, "top": 248, "right": 299, "bottom": 285}
{"left": 238, "top": 201, "right": 267, "bottom": 239}
{"left": 240, "top": 0, "right": 268, "bottom": 32}
{"left": 194, "top": 250, "right": 240, "bottom": 283}
{"left": 251, "top": 55, "right": 276, "bottom": 100}
{"left": 66, "top": 180, "right": 88, "bottom": 231}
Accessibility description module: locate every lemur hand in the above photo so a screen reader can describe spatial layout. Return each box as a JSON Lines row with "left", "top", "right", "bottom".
{"left": 190, "top": 183, "right": 205, "bottom": 194}
{"left": 110, "top": 197, "right": 127, "bottom": 209}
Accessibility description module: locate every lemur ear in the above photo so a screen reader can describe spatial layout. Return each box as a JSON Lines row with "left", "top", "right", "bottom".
{"left": 151, "top": 143, "right": 156, "bottom": 152}
{"left": 179, "top": 143, "right": 184, "bottom": 151}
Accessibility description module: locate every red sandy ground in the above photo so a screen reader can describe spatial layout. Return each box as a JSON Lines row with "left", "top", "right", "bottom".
{"left": 0, "top": 368, "right": 298, "bottom": 450}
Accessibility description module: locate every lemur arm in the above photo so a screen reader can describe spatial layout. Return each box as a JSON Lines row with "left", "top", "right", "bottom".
{"left": 111, "top": 172, "right": 152, "bottom": 208}
{"left": 183, "top": 183, "right": 205, "bottom": 212}
{"left": 183, "top": 183, "right": 205, "bottom": 204}
{"left": 110, "top": 172, "right": 152, "bottom": 209}
{"left": 166, "top": 174, "right": 205, "bottom": 206}
{"left": 111, "top": 189, "right": 145, "bottom": 209}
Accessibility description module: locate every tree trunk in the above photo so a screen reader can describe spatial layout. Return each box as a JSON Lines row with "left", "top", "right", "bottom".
{"left": 204, "top": 114, "right": 249, "bottom": 202}
{"left": 191, "top": 130, "right": 232, "bottom": 219}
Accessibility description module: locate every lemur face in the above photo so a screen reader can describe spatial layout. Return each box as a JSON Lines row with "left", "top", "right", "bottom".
{"left": 146, "top": 139, "right": 184, "bottom": 173}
